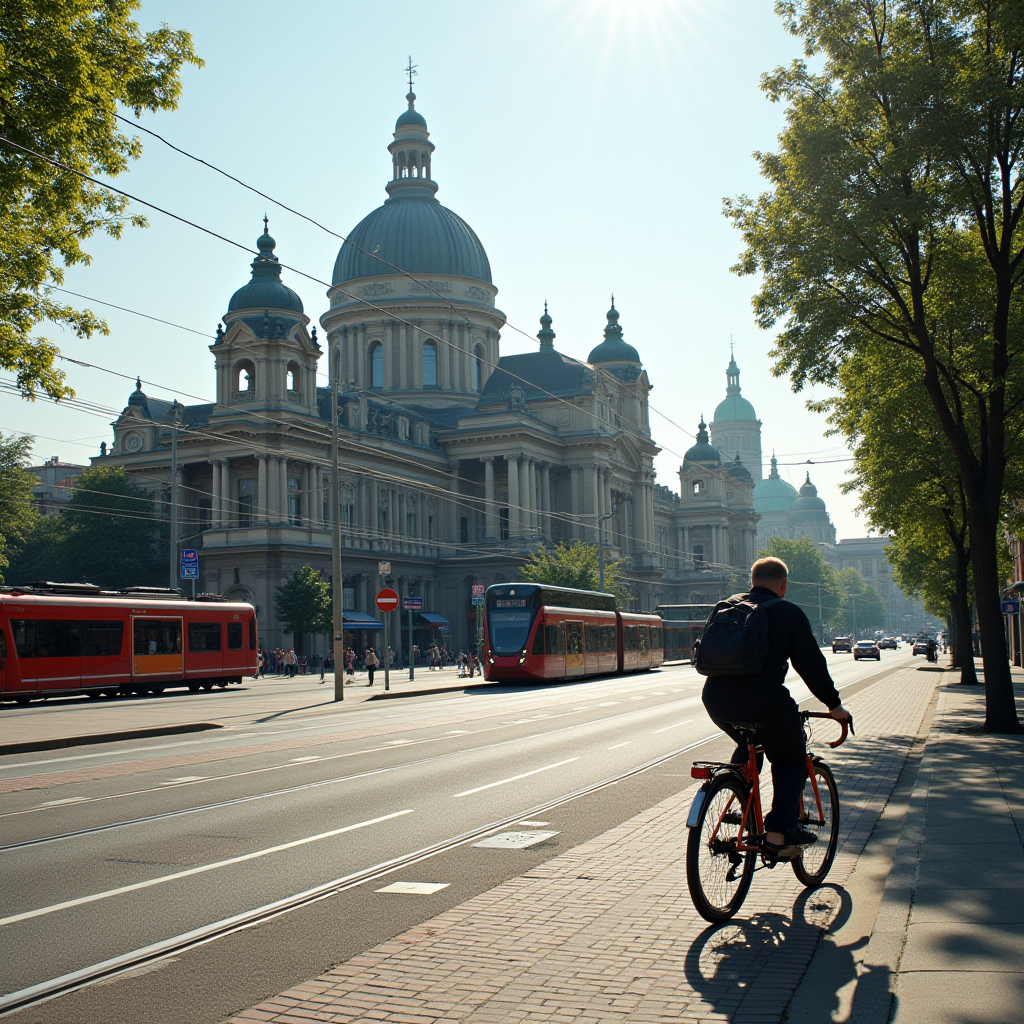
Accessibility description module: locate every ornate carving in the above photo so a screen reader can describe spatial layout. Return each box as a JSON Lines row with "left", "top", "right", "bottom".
{"left": 359, "top": 282, "right": 394, "bottom": 297}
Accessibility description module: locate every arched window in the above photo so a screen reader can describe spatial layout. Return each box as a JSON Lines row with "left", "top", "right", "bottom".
{"left": 473, "top": 344, "right": 485, "bottom": 392}
{"left": 234, "top": 360, "right": 256, "bottom": 394}
{"left": 692, "top": 479, "right": 705, "bottom": 496}
{"left": 286, "top": 361, "right": 300, "bottom": 395}
{"left": 370, "top": 343, "right": 384, "bottom": 389}
{"left": 422, "top": 341, "right": 438, "bottom": 387}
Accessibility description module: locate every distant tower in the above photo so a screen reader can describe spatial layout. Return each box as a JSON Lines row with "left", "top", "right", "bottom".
{"left": 710, "top": 344, "right": 763, "bottom": 481}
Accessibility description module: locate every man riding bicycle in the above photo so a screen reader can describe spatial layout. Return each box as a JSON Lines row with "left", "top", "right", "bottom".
{"left": 701, "top": 557, "right": 851, "bottom": 858}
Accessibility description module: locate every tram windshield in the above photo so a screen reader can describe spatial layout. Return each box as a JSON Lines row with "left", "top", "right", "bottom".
{"left": 485, "top": 585, "right": 540, "bottom": 654}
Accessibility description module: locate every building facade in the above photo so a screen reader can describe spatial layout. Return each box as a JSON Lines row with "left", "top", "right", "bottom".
{"left": 98, "top": 90, "right": 759, "bottom": 654}
{"left": 26, "top": 456, "right": 87, "bottom": 515}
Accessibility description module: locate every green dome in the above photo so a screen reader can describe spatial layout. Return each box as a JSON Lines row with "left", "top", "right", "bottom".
{"left": 713, "top": 355, "right": 758, "bottom": 423}
{"left": 792, "top": 472, "right": 828, "bottom": 513}
{"left": 396, "top": 91, "right": 427, "bottom": 129}
{"left": 753, "top": 456, "right": 799, "bottom": 513}
{"left": 727, "top": 453, "right": 753, "bottom": 483}
{"left": 683, "top": 419, "right": 721, "bottom": 465}
{"left": 228, "top": 222, "right": 304, "bottom": 314}
{"left": 588, "top": 302, "right": 641, "bottom": 365}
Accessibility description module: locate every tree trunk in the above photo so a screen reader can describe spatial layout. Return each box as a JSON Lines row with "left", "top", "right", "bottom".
{"left": 951, "top": 555, "right": 978, "bottom": 685}
{"left": 969, "top": 511, "right": 1022, "bottom": 731}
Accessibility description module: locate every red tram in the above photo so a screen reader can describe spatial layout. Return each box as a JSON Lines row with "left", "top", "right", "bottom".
{"left": 0, "top": 582, "right": 258, "bottom": 704}
{"left": 483, "top": 583, "right": 664, "bottom": 682}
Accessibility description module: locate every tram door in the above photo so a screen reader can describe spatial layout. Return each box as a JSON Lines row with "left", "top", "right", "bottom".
{"left": 565, "top": 621, "right": 584, "bottom": 677}
{"left": 132, "top": 617, "right": 184, "bottom": 679}
{"left": 0, "top": 629, "right": 7, "bottom": 692}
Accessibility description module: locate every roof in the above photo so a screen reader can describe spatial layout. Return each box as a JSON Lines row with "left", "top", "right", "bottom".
{"left": 478, "top": 348, "right": 590, "bottom": 405}
{"left": 683, "top": 420, "right": 721, "bottom": 466}
{"left": 753, "top": 456, "right": 799, "bottom": 513}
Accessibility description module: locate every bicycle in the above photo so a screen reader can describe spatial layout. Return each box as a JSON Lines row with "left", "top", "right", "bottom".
{"left": 685, "top": 710, "right": 852, "bottom": 923}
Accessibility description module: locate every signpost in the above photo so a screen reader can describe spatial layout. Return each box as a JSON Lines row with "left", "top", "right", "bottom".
{"left": 375, "top": 588, "right": 398, "bottom": 691}
{"left": 471, "top": 584, "right": 486, "bottom": 666}
{"left": 180, "top": 547, "right": 198, "bottom": 599}
{"left": 1001, "top": 598, "right": 1019, "bottom": 615}
{"left": 402, "top": 596, "right": 423, "bottom": 680}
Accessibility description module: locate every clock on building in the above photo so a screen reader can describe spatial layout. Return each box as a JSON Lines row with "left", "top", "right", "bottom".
{"left": 124, "top": 432, "right": 143, "bottom": 453}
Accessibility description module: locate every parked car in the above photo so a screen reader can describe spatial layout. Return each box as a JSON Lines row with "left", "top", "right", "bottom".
{"left": 854, "top": 639, "right": 881, "bottom": 661}
{"left": 912, "top": 640, "right": 929, "bottom": 656}
{"left": 878, "top": 637, "right": 898, "bottom": 650}
{"left": 832, "top": 636, "right": 853, "bottom": 653}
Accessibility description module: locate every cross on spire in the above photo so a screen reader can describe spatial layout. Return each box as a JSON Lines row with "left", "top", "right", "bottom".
{"left": 405, "top": 55, "right": 418, "bottom": 96}
{"left": 263, "top": 213, "right": 268, "bottom": 234}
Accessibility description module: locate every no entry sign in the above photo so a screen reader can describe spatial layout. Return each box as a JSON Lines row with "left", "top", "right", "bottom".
{"left": 375, "top": 588, "right": 399, "bottom": 613}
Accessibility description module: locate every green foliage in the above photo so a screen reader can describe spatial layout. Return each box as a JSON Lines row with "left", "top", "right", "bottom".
{"left": 6, "top": 463, "right": 164, "bottom": 588}
{"left": 757, "top": 535, "right": 840, "bottom": 634}
{"left": 0, "top": 1, "right": 202, "bottom": 398}
{"left": 275, "top": 565, "right": 331, "bottom": 648}
{"left": 836, "top": 566, "right": 886, "bottom": 635}
{"left": 885, "top": 530, "right": 956, "bottom": 622}
{"left": 0, "top": 431, "right": 39, "bottom": 580}
{"left": 518, "top": 541, "right": 631, "bottom": 602}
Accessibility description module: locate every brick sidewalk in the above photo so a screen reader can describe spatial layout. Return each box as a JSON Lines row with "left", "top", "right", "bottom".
{"left": 224, "top": 667, "right": 937, "bottom": 1024}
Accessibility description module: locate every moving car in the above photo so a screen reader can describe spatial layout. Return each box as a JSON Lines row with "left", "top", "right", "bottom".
{"left": 854, "top": 639, "right": 881, "bottom": 661}
{"left": 912, "top": 640, "right": 929, "bottom": 656}
{"left": 878, "top": 637, "right": 898, "bottom": 650}
{"left": 832, "top": 636, "right": 853, "bottom": 653}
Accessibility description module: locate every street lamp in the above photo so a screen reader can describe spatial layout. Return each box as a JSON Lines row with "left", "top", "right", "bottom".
{"left": 168, "top": 399, "right": 182, "bottom": 592}
{"left": 331, "top": 349, "right": 344, "bottom": 702}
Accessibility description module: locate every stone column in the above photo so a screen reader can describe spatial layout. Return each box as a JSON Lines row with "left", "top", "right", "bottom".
{"left": 256, "top": 455, "right": 268, "bottom": 523}
{"left": 540, "top": 464, "right": 551, "bottom": 539}
{"left": 569, "top": 466, "right": 582, "bottom": 539}
{"left": 506, "top": 455, "right": 520, "bottom": 538}
{"left": 527, "top": 459, "right": 538, "bottom": 536}
{"left": 587, "top": 464, "right": 601, "bottom": 543}
{"left": 220, "top": 459, "right": 232, "bottom": 527}
{"left": 210, "top": 459, "right": 221, "bottom": 528}
{"left": 519, "top": 458, "right": 531, "bottom": 537}
{"left": 448, "top": 463, "right": 460, "bottom": 550}
{"left": 312, "top": 465, "right": 322, "bottom": 525}
{"left": 482, "top": 457, "right": 496, "bottom": 540}
{"left": 300, "top": 464, "right": 310, "bottom": 527}
{"left": 279, "top": 458, "right": 289, "bottom": 522}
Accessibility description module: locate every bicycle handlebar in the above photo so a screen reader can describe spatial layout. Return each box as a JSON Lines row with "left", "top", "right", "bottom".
{"left": 803, "top": 710, "right": 854, "bottom": 747}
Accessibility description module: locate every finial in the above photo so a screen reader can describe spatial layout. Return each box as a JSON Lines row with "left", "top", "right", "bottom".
{"left": 611, "top": 292, "right": 615, "bottom": 309}
{"left": 730, "top": 334, "right": 734, "bottom": 359}
{"left": 135, "top": 376, "right": 142, "bottom": 391}
{"left": 538, "top": 301, "right": 555, "bottom": 348}
{"left": 405, "top": 55, "right": 418, "bottom": 105}
{"left": 263, "top": 213, "right": 269, "bottom": 234}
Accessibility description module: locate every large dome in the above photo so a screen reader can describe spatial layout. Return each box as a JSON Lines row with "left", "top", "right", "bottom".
{"left": 753, "top": 456, "right": 799, "bottom": 513}
{"left": 712, "top": 355, "right": 758, "bottom": 423}
{"left": 333, "top": 198, "right": 492, "bottom": 285}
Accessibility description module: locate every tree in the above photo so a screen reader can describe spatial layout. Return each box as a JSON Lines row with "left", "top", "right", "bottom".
{"left": 275, "top": 565, "right": 331, "bottom": 652}
{"left": 518, "top": 541, "right": 632, "bottom": 602}
{"left": 728, "top": 1, "right": 1024, "bottom": 731}
{"left": 757, "top": 535, "right": 841, "bottom": 639}
{"left": 6, "top": 463, "right": 163, "bottom": 588}
{"left": 836, "top": 567, "right": 886, "bottom": 636}
{"left": 0, "top": 431, "right": 38, "bottom": 581}
{"left": 0, "top": 1, "right": 201, "bottom": 398}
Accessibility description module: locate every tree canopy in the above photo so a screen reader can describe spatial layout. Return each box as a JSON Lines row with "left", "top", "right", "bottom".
{"left": 518, "top": 541, "right": 631, "bottom": 602}
{"left": 275, "top": 565, "right": 331, "bottom": 650}
{"left": 0, "top": 431, "right": 38, "bottom": 581}
{"left": 729, "top": 0, "right": 1024, "bottom": 730}
{"left": 0, "top": 0, "right": 201, "bottom": 398}
{"left": 758, "top": 535, "right": 840, "bottom": 635}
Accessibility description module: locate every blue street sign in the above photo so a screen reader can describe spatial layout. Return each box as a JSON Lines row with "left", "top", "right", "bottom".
{"left": 180, "top": 548, "right": 199, "bottom": 580}
{"left": 402, "top": 596, "right": 423, "bottom": 611}
{"left": 471, "top": 596, "right": 485, "bottom": 606}
{"left": 1001, "top": 598, "right": 1019, "bottom": 615}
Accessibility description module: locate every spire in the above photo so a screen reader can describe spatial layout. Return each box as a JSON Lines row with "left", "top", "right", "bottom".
{"left": 697, "top": 416, "right": 709, "bottom": 444}
{"left": 726, "top": 343, "right": 741, "bottom": 393}
{"left": 388, "top": 62, "right": 436, "bottom": 198}
{"left": 251, "top": 218, "right": 282, "bottom": 280}
{"left": 769, "top": 453, "right": 780, "bottom": 478}
{"left": 537, "top": 301, "right": 555, "bottom": 349}
{"left": 604, "top": 298, "right": 622, "bottom": 342}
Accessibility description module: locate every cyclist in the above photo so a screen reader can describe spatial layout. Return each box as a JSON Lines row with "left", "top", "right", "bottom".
{"left": 701, "top": 556, "right": 851, "bottom": 859}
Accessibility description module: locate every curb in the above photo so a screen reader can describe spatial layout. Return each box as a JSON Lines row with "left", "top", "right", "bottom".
{"left": 0, "top": 721, "right": 224, "bottom": 756}
{"left": 366, "top": 682, "right": 470, "bottom": 701}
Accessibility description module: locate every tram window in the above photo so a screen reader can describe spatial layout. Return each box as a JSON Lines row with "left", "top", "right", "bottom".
{"left": 134, "top": 619, "right": 182, "bottom": 656}
{"left": 624, "top": 625, "right": 639, "bottom": 652}
{"left": 650, "top": 626, "right": 663, "bottom": 651}
{"left": 11, "top": 620, "right": 34, "bottom": 658}
{"left": 638, "top": 627, "right": 649, "bottom": 655}
{"left": 544, "top": 624, "right": 564, "bottom": 655}
{"left": 0, "top": 629, "right": 5, "bottom": 668}
{"left": 83, "top": 621, "right": 123, "bottom": 657}
{"left": 565, "top": 622, "right": 583, "bottom": 655}
{"left": 584, "top": 625, "right": 599, "bottom": 654}
{"left": 13, "top": 619, "right": 81, "bottom": 658}
{"left": 601, "top": 625, "right": 616, "bottom": 652}
{"left": 531, "top": 626, "right": 544, "bottom": 656}
{"left": 249, "top": 619, "right": 257, "bottom": 650}
{"left": 227, "top": 622, "right": 244, "bottom": 651}
{"left": 188, "top": 622, "right": 221, "bottom": 653}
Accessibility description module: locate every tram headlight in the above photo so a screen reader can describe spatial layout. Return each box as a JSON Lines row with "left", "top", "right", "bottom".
{"left": 517, "top": 648, "right": 527, "bottom": 665}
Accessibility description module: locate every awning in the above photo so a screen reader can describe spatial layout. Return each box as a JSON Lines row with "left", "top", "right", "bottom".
{"left": 343, "top": 611, "right": 383, "bottom": 631}
{"left": 416, "top": 612, "right": 451, "bottom": 628}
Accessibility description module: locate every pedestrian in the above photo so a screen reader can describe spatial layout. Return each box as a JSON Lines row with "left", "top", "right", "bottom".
{"left": 365, "top": 646, "right": 378, "bottom": 686}
{"left": 698, "top": 556, "right": 851, "bottom": 860}
{"left": 286, "top": 648, "right": 297, "bottom": 677}
{"left": 319, "top": 652, "right": 326, "bottom": 682}
{"left": 346, "top": 647, "right": 355, "bottom": 684}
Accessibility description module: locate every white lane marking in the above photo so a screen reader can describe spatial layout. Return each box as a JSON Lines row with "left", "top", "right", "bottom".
{"left": 608, "top": 741, "right": 631, "bottom": 750}
{"left": 652, "top": 692, "right": 666, "bottom": 696}
{"left": 385, "top": 739, "right": 411, "bottom": 745}
{"left": 376, "top": 881, "right": 449, "bottom": 895}
{"left": 446, "top": 730, "right": 469, "bottom": 735}
{"left": 517, "top": 820, "right": 550, "bottom": 827}
{"left": 598, "top": 701, "right": 618, "bottom": 706}
{"left": 454, "top": 758, "right": 579, "bottom": 798}
{"left": 653, "top": 719, "right": 694, "bottom": 734}
{"left": 288, "top": 756, "right": 321, "bottom": 763}
{"left": 39, "top": 797, "right": 88, "bottom": 807}
{"left": 0, "top": 809, "right": 413, "bottom": 928}
{"left": 474, "top": 830, "right": 559, "bottom": 849}
{"left": 629, "top": 695, "right": 646, "bottom": 701}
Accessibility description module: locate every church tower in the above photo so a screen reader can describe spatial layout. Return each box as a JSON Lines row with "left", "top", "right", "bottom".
{"left": 710, "top": 347, "right": 763, "bottom": 481}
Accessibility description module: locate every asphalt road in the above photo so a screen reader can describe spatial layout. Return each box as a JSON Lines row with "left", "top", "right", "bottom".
{"left": 0, "top": 649, "right": 914, "bottom": 1023}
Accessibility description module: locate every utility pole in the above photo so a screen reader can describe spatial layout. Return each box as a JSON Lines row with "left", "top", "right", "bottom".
{"left": 597, "top": 508, "right": 617, "bottom": 592}
{"left": 331, "top": 347, "right": 344, "bottom": 702}
{"left": 168, "top": 400, "right": 181, "bottom": 591}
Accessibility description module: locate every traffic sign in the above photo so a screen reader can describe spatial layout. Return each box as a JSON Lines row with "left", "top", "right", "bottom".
{"left": 1001, "top": 598, "right": 1019, "bottom": 615}
{"left": 471, "top": 584, "right": 485, "bottom": 597}
{"left": 375, "top": 588, "right": 399, "bottom": 613}
{"left": 378, "top": 561, "right": 391, "bottom": 576}
{"left": 180, "top": 548, "right": 198, "bottom": 580}
{"left": 471, "top": 596, "right": 485, "bottom": 606}
{"left": 402, "top": 596, "right": 423, "bottom": 611}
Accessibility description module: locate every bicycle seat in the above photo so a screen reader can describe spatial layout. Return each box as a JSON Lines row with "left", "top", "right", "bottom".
{"left": 725, "top": 720, "right": 762, "bottom": 734}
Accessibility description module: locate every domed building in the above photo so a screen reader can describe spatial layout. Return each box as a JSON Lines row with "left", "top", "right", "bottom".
{"left": 710, "top": 349, "right": 762, "bottom": 481}
{"left": 753, "top": 456, "right": 836, "bottom": 548}
{"left": 98, "top": 84, "right": 758, "bottom": 652}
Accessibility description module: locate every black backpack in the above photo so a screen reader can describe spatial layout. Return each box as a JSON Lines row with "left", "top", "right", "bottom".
{"left": 692, "top": 593, "right": 781, "bottom": 677}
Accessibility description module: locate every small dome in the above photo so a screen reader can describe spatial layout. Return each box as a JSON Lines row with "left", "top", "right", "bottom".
{"left": 537, "top": 302, "right": 556, "bottom": 349}
{"left": 727, "top": 453, "right": 753, "bottom": 483}
{"left": 713, "top": 354, "right": 758, "bottom": 423}
{"left": 228, "top": 220, "right": 304, "bottom": 314}
{"left": 396, "top": 91, "right": 427, "bottom": 129}
{"left": 588, "top": 300, "right": 641, "bottom": 365}
{"left": 127, "top": 376, "right": 147, "bottom": 407}
{"left": 792, "top": 472, "right": 828, "bottom": 513}
{"left": 753, "top": 455, "right": 799, "bottom": 513}
{"left": 683, "top": 419, "right": 721, "bottom": 465}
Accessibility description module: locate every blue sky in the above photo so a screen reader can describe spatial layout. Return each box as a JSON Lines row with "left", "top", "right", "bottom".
{"left": 8, "top": 0, "right": 866, "bottom": 537}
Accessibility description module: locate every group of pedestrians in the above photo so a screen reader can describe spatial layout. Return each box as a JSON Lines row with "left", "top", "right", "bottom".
{"left": 256, "top": 648, "right": 325, "bottom": 678}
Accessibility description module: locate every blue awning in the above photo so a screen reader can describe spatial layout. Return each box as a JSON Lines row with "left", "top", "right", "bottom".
{"left": 343, "top": 611, "right": 383, "bottom": 631}
{"left": 416, "top": 612, "right": 451, "bottom": 628}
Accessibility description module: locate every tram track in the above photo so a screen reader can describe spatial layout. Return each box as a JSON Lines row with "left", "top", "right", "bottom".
{"left": 0, "top": 733, "right": 719, "bottom": 1018}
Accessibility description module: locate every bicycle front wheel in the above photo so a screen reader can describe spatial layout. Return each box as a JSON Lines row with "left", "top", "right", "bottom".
{"left": 686, "top": 774, "right": 756, "bottom": 922}
{"left": 792, "top": 760, "right": 840, "bottom": 887}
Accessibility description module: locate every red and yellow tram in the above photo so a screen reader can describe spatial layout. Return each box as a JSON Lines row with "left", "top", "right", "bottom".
{"left": 0, "top": 583, "right": 258, "bottom": 703}
{"left": 483, "top": 583, "right": 664, "bottom": 682}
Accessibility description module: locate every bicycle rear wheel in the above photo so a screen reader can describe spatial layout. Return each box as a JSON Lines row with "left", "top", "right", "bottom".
{"left": 686, "top": 774, "right": 756, "bottom": 922}
{"left": 792, "top": 760, "right": 840, "bottom": 887}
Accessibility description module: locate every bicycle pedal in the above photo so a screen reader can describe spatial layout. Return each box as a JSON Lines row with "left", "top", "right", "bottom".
{"left": 720, "top": 812, "right": 743, "bottom": 825}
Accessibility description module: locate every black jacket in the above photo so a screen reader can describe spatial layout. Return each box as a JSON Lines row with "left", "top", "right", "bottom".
{"left": 704, "top": 586, "right": 841, "bottom": 709}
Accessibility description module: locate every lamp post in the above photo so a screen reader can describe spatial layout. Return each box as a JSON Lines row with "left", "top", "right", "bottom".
{"left": 168, "top": 400, "right": 181, "bottom": 592}
{"left": 331, "top": 350, "right": 344, "bottom": 702}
